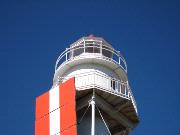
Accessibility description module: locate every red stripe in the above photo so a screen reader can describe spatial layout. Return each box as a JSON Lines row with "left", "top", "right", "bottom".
{"left": 35, "top": 91, "right": 49, "bottom": 120}
{"left": 61, "top": 125, "right": 77, "bottom": 135}
{"left": 35, "top": 91, "right": 49, "bottom": 135}
{"left": 60, "top": 78, "right": 76, "bottom": 107}
{"left": 61, "top": 103, "right": 76, "bottom": 133}
{"left": 35, "top": 115, "right": 49, "bottom": 135}
{"left": 60, "top": 78, "right": 77, "bottom": 134}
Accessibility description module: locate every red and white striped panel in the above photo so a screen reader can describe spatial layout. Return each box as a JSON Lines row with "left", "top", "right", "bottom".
{"left": 35, "top": 78, "right": 77, "bottom": 135}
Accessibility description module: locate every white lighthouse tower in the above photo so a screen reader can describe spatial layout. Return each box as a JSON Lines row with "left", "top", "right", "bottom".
{"left": 53, "top": 35, "right": 139, "bottom": 135}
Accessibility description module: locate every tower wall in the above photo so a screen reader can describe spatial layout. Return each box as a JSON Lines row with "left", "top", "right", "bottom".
{"left": 61, "top": 63, "right": 119, "bottom": 83}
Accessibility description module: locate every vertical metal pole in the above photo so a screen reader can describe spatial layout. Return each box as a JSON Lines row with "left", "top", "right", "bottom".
{"left": 90, "top": 91, "right": 95, "bottom": 135}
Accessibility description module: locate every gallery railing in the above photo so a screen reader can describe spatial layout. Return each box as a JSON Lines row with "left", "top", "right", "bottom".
{"left": 55, "top": 38, "right": 127, "bottom": 73}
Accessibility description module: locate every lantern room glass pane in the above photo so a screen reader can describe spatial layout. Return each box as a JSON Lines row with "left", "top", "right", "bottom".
{"left": 93, "top": 44, "right": 100, "bottom": 53}
{"left": 102, "top": 46, "right": 113, "bottom": 58}
{"left": 85, "top": 44, "right": 93, "bottom": 53}
{"left": 72, "top": 44, "right": 84, "bottom": 57}
{"left": 85, "top": 41, "right": 100, "bottom": 53}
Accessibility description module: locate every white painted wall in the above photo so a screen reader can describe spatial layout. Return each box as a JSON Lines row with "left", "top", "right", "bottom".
{"left": 62, "top": 63, "right": 119, "bottom": 81}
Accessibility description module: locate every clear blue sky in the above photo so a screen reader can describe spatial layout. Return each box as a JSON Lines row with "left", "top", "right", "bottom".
{"left": 1, "top": 0, "right": 179, "bottom": 135}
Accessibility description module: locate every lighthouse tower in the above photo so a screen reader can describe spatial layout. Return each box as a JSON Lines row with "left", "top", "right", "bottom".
{"left": 53, "top": 35, "right": 139, "bottom": 135}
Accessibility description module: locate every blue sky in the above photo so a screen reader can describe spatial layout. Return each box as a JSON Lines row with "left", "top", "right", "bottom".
{"left": 1, "top": 0, "right": 179, "bottom": 134}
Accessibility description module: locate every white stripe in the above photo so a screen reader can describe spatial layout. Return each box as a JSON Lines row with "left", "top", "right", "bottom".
{"left": 50, "top": 109, "right": 60, "bottom": 135}
{"left": 49, "top": 86, "right": 60, "bottom": 135}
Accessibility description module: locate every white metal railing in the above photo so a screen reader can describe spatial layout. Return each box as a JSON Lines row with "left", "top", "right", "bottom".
{"left": 76, "top": 71, "right": 130, "bottom": 99}
{"left": 127, "top": 85, "right": 138, "bottom": 114}
{"left": 59, "top": 71, "right": 138, "bottom": 114}
{"left": 55, "top": 38, "right": 127, "bottom": 73}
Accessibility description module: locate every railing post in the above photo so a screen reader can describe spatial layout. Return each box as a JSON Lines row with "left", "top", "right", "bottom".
{"left": 118, "top": 81, "right": 120, "bottom": 93}
{"left": 83, "top": 38, "right": 85, "bottom": 53}
{"left": 119, "top": 82, "right": 121, "bottom": 94}
{"left": 72, "top": 47, "right": 74, "bottom": 58}
{"left": 106, "top": 76, "right": 108, "bottom": 90}
{"left": 124, "top": 84, "right": 127, "bottom": 97}
{"left": 117, "top": 51, "right": 120, "bottom": 64}
{"left": 127, "top": 81, "right": 129, "bottom": 98}
{"left": 65, "top": 48, "right": 67, "bottom": 61}
{"left": 128, "top": 92, "right": 131, "bottom": 98}
{"left": 127, "top": 83, "right": 130, "bottom": 98}
{"left": 100, "top": 41, "right": 102, "bottom": 55}
{"left": 126, "top": 64, "right": 127, "bottom": 73}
